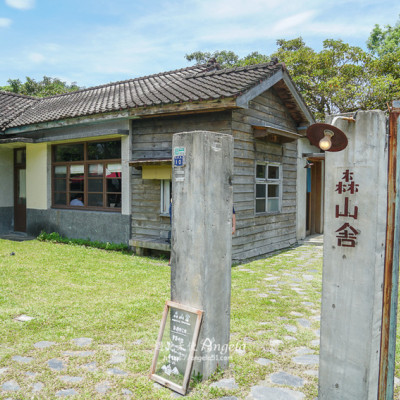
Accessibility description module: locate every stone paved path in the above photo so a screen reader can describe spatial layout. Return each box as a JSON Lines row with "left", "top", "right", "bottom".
{"left": 0, "top": 337, "right": 133, "bottom": 399}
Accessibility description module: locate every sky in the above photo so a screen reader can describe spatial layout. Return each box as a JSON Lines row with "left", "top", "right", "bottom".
{"left": 0, "top": 0, "right": 399, "bottom": 89}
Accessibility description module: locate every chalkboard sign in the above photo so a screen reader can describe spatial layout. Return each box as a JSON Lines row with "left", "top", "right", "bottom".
{"left": 149, "top": 300, "right": 203, "bottom": 395}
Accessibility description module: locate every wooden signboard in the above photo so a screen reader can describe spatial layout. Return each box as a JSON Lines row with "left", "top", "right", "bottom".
{"left": 150, "top": 301, "right": 203, "bottom": 395}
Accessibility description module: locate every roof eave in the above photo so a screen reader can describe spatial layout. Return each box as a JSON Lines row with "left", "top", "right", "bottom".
{"left": 4, "top": 98, "right": 239, "bottom": 135}
{"left": 236, "top": 69, "right": 315, "bottom": 126}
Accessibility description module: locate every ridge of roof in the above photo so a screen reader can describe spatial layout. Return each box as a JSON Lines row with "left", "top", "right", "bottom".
{"left": 184, "top": 60, "right": 282, "bottom": 79}
{"left": 0, "top": 90, "right": 39, "bottom": 101}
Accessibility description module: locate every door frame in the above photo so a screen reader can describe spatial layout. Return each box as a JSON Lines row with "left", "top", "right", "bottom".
{"left": 306, "top": 158, "right": 324, "bottom": 235}
{"left": 14, "top": 147, "right": 26, "bottom": 232}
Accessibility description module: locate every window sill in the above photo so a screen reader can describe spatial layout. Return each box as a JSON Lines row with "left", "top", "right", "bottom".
{"left": 255, "top": 211, "right": 281, "bottom": 216}
{"left": 52, "top": 206, "right": 121, "bottom": 213}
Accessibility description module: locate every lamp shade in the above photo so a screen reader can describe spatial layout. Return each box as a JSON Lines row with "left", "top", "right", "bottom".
{"left": 306, "top": 123, "right": 348, "bottom": 152}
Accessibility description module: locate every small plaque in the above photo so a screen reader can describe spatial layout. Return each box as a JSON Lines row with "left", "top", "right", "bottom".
{"left": 150, "top": 301, "right": 203, "bottom": 395}
{"left": 174, "top": 155, "right": 185, "bottom": 167}
{"left": 173, "top": 147, "right": 186, "bottom": 167}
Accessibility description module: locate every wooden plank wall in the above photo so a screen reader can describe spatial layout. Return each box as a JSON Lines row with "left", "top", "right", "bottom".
{"left": 130, "top": 88, "right": 299, "bottom": 261}
{"left": 131, "top": 112, "right": 232, "bottom": 242}
{"left": 231, "top": 89, "right": 298, "bottom": 261}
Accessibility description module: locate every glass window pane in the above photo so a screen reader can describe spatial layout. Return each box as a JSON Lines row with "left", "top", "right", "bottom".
{"left": 268, "top": 198, "right": 280, "bottom": 212}
{"left": 54, "top": 144, "right": 84, "bottom": 162}
{"left": 70, "top": 165, "right": 84, "bottom": 176}
{"left": 268, "top": 184, "right": 279, "bottom": 198}
{"left": 55, "top": 166, "right": 67, "bottom": 178}
{"left": 256, "top": 184, "right": 266, "bottom": 198}
{"left": 256, "top": 199, "right": 266, "bottom": 213}
{"left": 70, "top": 194, "right": 84, "bottom": 206}
{"left": 88, "top": 179, "right": 103, "bottom": 192}
{"left": 70, "top": 165, "right": 84, "bottom": 191}
{"left": 88, "top": 140, "right": 121, "bottom": 160}
{"left": 268, "top": 165, "right": 280, "bottom": 180}
{"left": 107, "top": 178, "right": 121, "bottom": 193}
{"left": 54, "top": 179, "right": 66, "bottom": 192}
{"left": 106, "top": 163, "right": 122, "bottom": 177}
{"left": 256, "top": 164, "right": 265, "bottom": 179}
{"left": 88, "top": 193, "right": 103, "bottom": 207}
{"left": 54, "top": 192, "right": 66, "bottom": 205}
{"left": 89, "top": 164, "right": 103, "bottom": 177}
{"left": 161, "top": 180, "right": 171, "bottom": 214}
{"left": 107, "top": 194, "right": 121, "bottom": 208}
{"left": 18, "top": 169, "right": 26, "bottom": 201}
{"left": 70, "top": 179, "right": 84, "bottom": 192}
{"left": 16, "top": 149, "right": 26, "bottom": 165}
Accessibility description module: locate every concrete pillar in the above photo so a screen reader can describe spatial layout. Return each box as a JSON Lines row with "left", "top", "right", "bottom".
{"left": 171, "top": 131, "right": 233, "bottom": 379}
{"left": 319, "top": 111, "right": 388, "bottom": 399}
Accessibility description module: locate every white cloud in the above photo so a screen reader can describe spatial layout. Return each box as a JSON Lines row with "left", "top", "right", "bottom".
{"left": 5, "top": 0, "right": 35, "bottom": 10}
{"left": 0, "top": 18, "right": 12, "bottom": 28}
{"left": 272, "top": 11, "right": 316, "bottom": 33}
{"left": 1, "top": 0, "right": 397, "bottom": 88}
{"left": 193, "top": 0, "right": 278, "bottom": 19}
{"left": 28, "top": 52, "right": 45, "bottom": 63}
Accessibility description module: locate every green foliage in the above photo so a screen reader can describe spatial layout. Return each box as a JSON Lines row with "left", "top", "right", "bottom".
{"left": 1, "top": 76, "right": 80, "bottom": 97}
{"left": 185, "top": 50, "right": 269, "bottom": 68}
{"left": 367, "top": 15, "right": 400, "bottom": 56}
{"left": 186, "top": 50, "right": 240, "bottom": 68}
{"left": 271, "top": 38, "right": 379, "bottom": 120}
{"left": 186, "top": 22, "right": 400, "bottom": 121}
{"left": 37, "top": 230, "right": 130, "bottom": 253}
{"left": 191, "top": 370, "right": 203, "bottom": 386}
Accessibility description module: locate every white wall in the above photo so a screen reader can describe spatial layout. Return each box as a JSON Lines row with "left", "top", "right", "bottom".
{"left": 0, "top": 147, "right": 14, "bottom": 207}
{"left": 26, "top": 143, "right": 48, "bottom": 210}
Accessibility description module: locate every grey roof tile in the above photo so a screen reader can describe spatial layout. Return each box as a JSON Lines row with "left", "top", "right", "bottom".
{"left": 0, "top": 91, "right": 38, "bottom": 130}
{"left": 2, "top": 61, "right": 284, "bottom": 130}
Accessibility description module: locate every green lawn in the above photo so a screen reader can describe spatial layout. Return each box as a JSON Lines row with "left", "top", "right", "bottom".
{"left": 0, "top": 239, "right": 398, "bottom": 399}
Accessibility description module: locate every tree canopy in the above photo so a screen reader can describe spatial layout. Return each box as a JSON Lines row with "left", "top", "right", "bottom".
{"left": 1, "top": 76, "right": 81, "bottom": 98}
{"left": 186, "top": 19, "right": 400, "bottom": 121}
{"left": 367, "top": 16, "right": 400, "bottom": 56}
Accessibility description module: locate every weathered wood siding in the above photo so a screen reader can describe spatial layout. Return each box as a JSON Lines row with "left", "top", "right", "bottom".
{"left": 130, "top": 88, "right": 299, "bottom": 261}
{"left": 231, "top": 89, "right": 298, "bottom": 261}
{"left": 131, "top": 112, "right": 232, "bottom": 241}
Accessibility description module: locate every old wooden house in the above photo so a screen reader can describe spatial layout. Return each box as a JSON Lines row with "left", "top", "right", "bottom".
{"left": 0, "top": 60, "right": 320, "bottom": 262}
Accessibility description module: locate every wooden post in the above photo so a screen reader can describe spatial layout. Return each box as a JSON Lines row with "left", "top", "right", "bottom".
{"left": 378, "top": 101, "right": 400, "bottom": 399}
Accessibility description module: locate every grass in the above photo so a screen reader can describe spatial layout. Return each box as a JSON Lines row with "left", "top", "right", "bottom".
{"left": 0, "top": 239, "right": 397, "bottom": 399}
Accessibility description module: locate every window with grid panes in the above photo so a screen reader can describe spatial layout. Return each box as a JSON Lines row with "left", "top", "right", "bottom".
{"left": 255, "top": 163, "right": 282, "bottom": 213}
{"left": 52, "top": 139, "right": 122, "bottom": 210}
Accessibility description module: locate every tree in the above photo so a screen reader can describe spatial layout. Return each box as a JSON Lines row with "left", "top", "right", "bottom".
{"left": 185, "top": 50, "right": 240, "bottom": 68}
{"left": 1, "top": 76, "right": 81, "bottom": 97}
{"left": 270, "top": 38, "right": 391, "bottom": 120}
{"left": 186, "top": 31, "right": 400, "bottom": 121}
{"left": 367, "top": 16, "right": 400, "bottom": 57}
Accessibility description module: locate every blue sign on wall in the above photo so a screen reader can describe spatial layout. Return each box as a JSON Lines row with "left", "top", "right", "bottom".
{"left": 174, "top": 155, "right": 185, "bottom": 167}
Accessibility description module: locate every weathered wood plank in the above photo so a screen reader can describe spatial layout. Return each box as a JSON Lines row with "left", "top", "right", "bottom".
{"left": 232, "top": 232, "right": 296, "bottom": 256}
{"left": 233, "top": 225, "right": 296, "bottom": 247}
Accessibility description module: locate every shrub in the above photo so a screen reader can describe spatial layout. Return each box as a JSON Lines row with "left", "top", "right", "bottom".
{"left": 37, "top": 231, "right": 131, "bottom": 253}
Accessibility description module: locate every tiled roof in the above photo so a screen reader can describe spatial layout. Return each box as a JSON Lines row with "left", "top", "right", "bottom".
{"left": 3, "top": 61, "right": 284, "bottom": 130}
{"left": 0, "top": 91, "right": 38, "bottom": 130}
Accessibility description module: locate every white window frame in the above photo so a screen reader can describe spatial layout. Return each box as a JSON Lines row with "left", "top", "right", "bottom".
{"left": 255, "top": 162, "right": 282, "bottom": 214}
{"left": 160, "top": 179, "right": 171, "bottom": 216}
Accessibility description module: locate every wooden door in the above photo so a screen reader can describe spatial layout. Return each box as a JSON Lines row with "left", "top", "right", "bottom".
{"left": 306, "top": 160, "right": 324, "bottom": 235}
{"left": 14, "top": 148, "right": 26, "bottom": 232}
